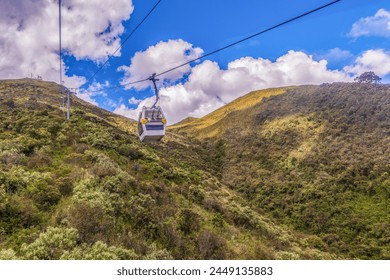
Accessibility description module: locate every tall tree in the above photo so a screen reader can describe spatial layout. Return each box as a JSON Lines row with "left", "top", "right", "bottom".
{"left": 354, "top": 72, "right": 382, "bottom": 84}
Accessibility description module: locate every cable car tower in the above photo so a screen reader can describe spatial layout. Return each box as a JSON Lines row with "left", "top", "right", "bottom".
{"left": 58, "top": 0, "right": 71, "bottom": 121}
{"left": 137, "top": 73, "right": 167, "bottom": 142}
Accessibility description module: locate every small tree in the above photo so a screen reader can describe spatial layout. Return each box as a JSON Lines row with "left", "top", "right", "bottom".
{"left": 354, "top": 71, "right": 381, "bottom": 84}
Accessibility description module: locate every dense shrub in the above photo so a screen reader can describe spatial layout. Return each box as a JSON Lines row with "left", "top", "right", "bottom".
{"left": 197, "top": 230, "right": 226, "bottom": 259}
{"left": 143, "top": 243, "right": 173, "bottom": 260}
{"left": 71, "top": 176, "right": 113, "bottom": 213}
{"left": 0, "top": 249, "right": 19, "bottom": 260}
{"left": 125, "top": 193, "right": 158, "bottom": 238}
{"left": 0, "top": 196, "right": 41, "bottom": 233}
{"left": 20, "top": 227, "right": 79, "bottom": 260}
{"left": 66, "top": 202, "right": 114, "bottom": 244}
{"left": 178, "top": 209, "right": 201, "bottom": 235}
{"left": 60, "top": 241, "right": 138, "bottom": 260}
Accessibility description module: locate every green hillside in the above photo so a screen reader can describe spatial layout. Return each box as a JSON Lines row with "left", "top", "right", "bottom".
{"left": 172, "top": 83, "right": 390, "bottom": 259}
{"left": 0, "top": 79, "right": 337, "bottom": 260}
{"left": 171, "top": 87, "right": 289, "bottom": 138}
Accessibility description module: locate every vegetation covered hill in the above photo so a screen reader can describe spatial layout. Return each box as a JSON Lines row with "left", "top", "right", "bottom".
{"left": 172, "top": 83, "right": 390, "bottom": 259}
{"left": 0, "top": 79, "right": 337, "bottom": 260}
{"left": 172, "top": 87, "right": 289, "bottom": 139}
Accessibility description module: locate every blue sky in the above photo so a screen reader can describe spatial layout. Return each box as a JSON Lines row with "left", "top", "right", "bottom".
{"left": 1, "top": 0, "right": 390, "bottom": 123}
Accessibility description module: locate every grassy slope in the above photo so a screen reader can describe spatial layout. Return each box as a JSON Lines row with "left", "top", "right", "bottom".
{"left": 0, "top": 79, "right": 335, "bottom": 260}
{"left": 171, "top": 87, "right": 289, "bottom": 138}
{"left": 171, "top": 83, "right": 390, "bottom": 259}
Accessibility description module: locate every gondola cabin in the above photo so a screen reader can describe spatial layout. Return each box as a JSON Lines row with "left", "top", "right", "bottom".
{"left": 138, "top": 106, "right": 167, "bottom": 142}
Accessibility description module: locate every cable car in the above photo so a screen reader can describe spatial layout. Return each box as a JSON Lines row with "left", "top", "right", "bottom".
{"left": 138, "top": 73, "right": 167, "bottom": 142}
{"left": 138, "top": 106, "right": 167, "bottom": 142}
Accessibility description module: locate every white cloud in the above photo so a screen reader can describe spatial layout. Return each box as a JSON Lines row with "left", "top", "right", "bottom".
{"left": 128, "top": 97, "right": 142, "bottom": 105}
{"left": 315, "top": 48, "right": 353, "bottom": 63}
{"left": 344, "top": 49, "right": 390, "bottom": 76}
{"left": 86, "top": 80, "right": 110, "bottom": 92}
{"left": 115, "top": 49, "right": 351, "bottom": 124}
{"left": 61, "top": 0, "right": 134, "bottom": 61}
{"left": 76, "top": 92, "right": 99, "bottom": 106}
{"left": 349, "top": 8, "right": 390, "bottom": 38}
{"left": 113, "top": 103, "right": 138, "bottom": 119}
{"left": 118, "top": 39, "right": 203, "bottom": 90}
{"left": 0, "top": 0, "right": 134, "bottom": 87}
{"left": 227, "top": 51, "right": 350, "bottom": 88}
{"left": 77, "top": 81, "right": 110, "bottom": 106}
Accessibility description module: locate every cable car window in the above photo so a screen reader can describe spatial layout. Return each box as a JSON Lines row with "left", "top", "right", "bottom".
{"left": 145, "top": 124, "right": 164, "bottom": 130}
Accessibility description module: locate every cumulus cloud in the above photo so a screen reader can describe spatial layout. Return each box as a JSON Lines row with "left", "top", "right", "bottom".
{"left": 0, "top": 0, "right": 134, "bottom": 87}
{"left": 118, "top": 39, "right": 203, "bottom": 90}
{"left": 344, "top": 49, "right": 390, "bottom": 76}
{"left": 315, "top": 48, "right": 353, "bottom": 64}
{"left": 77, "top": 81, "right": 110, "bottom": 106}
{"left": 128, "top": 97, "right": 142, "bottom": 105}
{"left": 0, "top": 0, "right": 44, "bottom": 24}
{"left": 61, "top": 0, "right": 134, "bottom": 61}
{"left": 348, "top": 8, "right": 390, "bottom": 38}
{"left": 115, "top": 49, "right": 351, "bottom": 124}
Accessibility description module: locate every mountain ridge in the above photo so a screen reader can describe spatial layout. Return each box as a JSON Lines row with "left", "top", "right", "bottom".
{"left": 171, "top": 87, "right": 290, "bottom": 138}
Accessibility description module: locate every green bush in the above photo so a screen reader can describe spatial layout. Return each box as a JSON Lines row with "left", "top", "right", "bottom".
{"left": 188, "top": 185, "right": 205, "bottom": 204}
{"left": 0, "top": 149, "right": 24, "bottom": 166}
{"left": 66, "top": 202, "right": 114, "bottom": 244}
{"left": 27, "top": 180, "right": 61, "bottom": 211}
{"left": 197, "top": 230, "right": 226, "bottom": 259}
{"left": 20, "top": 227, "right": 79, "bottom": 260}
{"left": 60, "top": 241, "right": 138, "bottom": 260}
{"left": 100, "top": 171, "right": 136, "bottom": 195}
{"left": 71, "top": 176, "right": 113, "bottom": 213}
{"left": 0, "top": 195, "right": 41, "bottom": 234}
{"left": 0, "top": 167, "right": 29, "bottom": 193}
{"left": 211, "top": 213, "right": 225, "bottom": 228}
{"left": 178, "top": 209, "right": 201, "bottom": 235}
{"left": 0, "top": 249, "right": 19, "bottom": 260}
{"left": 143, "top": 243, "right": 173, "bottom": 260}
{"left": 125, "top": 194, "right": 157, "bottom": 237}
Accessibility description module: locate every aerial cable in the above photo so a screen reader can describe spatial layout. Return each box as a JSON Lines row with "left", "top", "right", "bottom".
{"left": 154, "top": 0, "right": 341, "bottom": 78}
{"left": 85, "top": 0, "right": 340, "bottom": 93}
{"left": 86, "top": 0, "right": 164, "bottom": 84}
{"left": 59, "top": 0, "right": 62, "bottom": 88}
{"left": 59, "top": 0, "right": 69, "bottom": 120}
{"left": 82, "top": 77, "right": 150, "bottom": 93}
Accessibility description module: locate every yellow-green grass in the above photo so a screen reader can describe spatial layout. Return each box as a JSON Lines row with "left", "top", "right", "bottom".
{"left": 170, "top": 87, "right": 291, "bottom": 139}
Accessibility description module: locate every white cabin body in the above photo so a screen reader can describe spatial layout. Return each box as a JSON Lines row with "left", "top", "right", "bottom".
{"left": 138, "top": 106, "right": 166, "bottom": 142}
